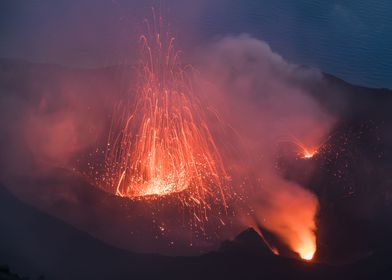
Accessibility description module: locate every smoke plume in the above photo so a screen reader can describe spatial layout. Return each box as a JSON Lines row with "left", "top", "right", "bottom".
{"left": 196, "top": 34, "right": 334, "bottom": 258}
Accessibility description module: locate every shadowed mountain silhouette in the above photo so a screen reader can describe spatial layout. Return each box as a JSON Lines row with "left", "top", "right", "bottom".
{"left": 2, "top": 183, "right": 392, "bottom": 280}
{"left": 0, "top": 265, "right": 28, "bottom": 280}
{"left": 219, "top": 228, "right": 273, "bottom": 255}
{"left": 0, "top": 184, "right": 169, "bottom": 280}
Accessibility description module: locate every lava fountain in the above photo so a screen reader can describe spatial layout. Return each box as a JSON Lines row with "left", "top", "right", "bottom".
{"left": 92, "top": 14, "right": 322, "bottom": 260}
{"left": 100, "top": 14, "right": 229, "bottom": 215}
{"left": 279, "top": 136, "right": 321, "bottom": 159}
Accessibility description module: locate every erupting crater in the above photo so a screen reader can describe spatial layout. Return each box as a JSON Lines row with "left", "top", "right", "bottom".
{"left": 99, "top": 14, "right": 229, "bottom": 212}
{"left": 88, "top": 12, "right": 320, "bottom": 262}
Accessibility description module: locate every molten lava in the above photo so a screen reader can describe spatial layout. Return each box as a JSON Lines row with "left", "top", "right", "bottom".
{"left": 301, "top": 148, "right": 317, "bottom": 159}
{"left": 300, "top": 251, "right": 315, "bottom": 261}
{"left": 279, "top": 136, "right": 320, "bottom": 159}
{"left": 297, "top": 232, "right": 317, "bottom": 261}
{"left": 102, "top": 15, "right": 228, "bottom": 212}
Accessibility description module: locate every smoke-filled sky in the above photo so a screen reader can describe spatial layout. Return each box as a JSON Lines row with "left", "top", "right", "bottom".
{"left": 1, "top": 0, "right": 391, "bottom": 88}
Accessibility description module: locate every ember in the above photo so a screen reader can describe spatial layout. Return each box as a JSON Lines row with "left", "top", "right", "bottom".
{"left": 99, "top": 12, "right": 229, "bottom": 218}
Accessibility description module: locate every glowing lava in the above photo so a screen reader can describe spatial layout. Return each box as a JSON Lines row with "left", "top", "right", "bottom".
{"left": 301, "top": 251, "right": 315, "bottom": 261}
{"left": 301, "top": 148, "right": 317, "bottom": 159}
{"left": 102, "top": 13, "right": 228, "bottom": 211}
{"left": 279, "top": 136, "right": 320, "bottom": 159}
{"left": 292, "top": 140, "right": 319, "bottom": 159}
{"left": 297, "top": 236, "right": 316, "bottom": 261}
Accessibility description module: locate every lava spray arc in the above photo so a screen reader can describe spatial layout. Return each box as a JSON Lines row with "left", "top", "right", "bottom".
{"left": 101, "top": 12, "right": 229, "bottom": 219}
{"left": 95, "top": 11, "right": 321, "bottom": 261}
{"left": 279, "top": 136, "right": 322, "bottom": 159}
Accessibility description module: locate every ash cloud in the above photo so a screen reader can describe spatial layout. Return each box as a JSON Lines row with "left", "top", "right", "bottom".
{"left": 196, "top": 34, "right": 335, "bottom": 257}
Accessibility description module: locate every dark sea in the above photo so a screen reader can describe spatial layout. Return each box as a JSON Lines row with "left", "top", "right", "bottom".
{"left": 193, "top": 0, "right": 392, "bottom": 89}
{"left": 0, "top": 0, "right": 391, "bottom": 89}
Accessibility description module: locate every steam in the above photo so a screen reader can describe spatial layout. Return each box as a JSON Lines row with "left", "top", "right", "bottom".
{"left": 197, "top": 34, "right": 334, "bottom": 258}
{"left": 0, "top": 63, "right": 122, "bottom": 180}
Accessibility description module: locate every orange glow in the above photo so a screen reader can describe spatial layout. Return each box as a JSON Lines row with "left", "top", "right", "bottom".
{"left": 251, "top": 181, "right": 318, "bottom": 262}
{"left": 301, "top": 148, "right": 318, "bottom": 159}
{"left": 292, "top": 140, "right": 319, "bottom": 159}
{"left": 300, "top": 251, "right": 315, "bottom": 261}
{"left": 279, "top": 136, "right": 320, "bottom": 159}
{"left": 297, "top": 233, "right": 316, "bottom": 261}
{"left": 87, "top": 11, "right": 322, "bottom": 257}
{"left": 100, "top": 12, "right": 228, "bottom": 214}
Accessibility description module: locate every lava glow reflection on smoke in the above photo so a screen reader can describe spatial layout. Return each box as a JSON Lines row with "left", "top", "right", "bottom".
{"left": 91, "top": 11, "right": 321, "bottom": 262}
{"left": 297, "top": 232, "right": 317, "bottom": 261}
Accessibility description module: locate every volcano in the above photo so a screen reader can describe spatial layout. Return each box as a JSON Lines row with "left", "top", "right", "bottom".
{"left": 1, "top": 58, "right": 392, "bottom": 279}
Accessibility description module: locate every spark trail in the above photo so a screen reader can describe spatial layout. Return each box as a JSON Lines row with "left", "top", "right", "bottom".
{"left": 100, "top": 14, "right": 229, "bottom": 220}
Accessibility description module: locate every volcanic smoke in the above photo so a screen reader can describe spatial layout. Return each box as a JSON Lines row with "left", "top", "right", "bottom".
{"left": 91, "top": 16, "right": 333, "bottom": 261}
{"left": 197, "top": 35, "right": 334, "bottom": 260}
